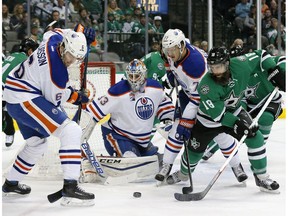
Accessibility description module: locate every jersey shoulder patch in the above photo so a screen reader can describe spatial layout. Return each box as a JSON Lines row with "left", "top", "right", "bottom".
{"left": 146, "top": 78, "right": 162, "bottom": 89}
{"left": 108, "top": 80, "right": 130, "bottom": 96}
{"left": 182, "top": 45, "right": 207, "bottom": 78}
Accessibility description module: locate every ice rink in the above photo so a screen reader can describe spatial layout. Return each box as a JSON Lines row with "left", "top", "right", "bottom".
{"left": 1, "top": 118, "right": 286, "bottom": 216}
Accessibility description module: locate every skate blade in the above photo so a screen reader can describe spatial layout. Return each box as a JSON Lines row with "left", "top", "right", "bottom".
{"left": 259, "top": 187, "right": 280, "bottom": 194}
{"left": 156, "top": 180, "right": 167, "bottom": 187}
{"left": 2, "top": 191, "right": 30, "bottom": 197}
{"left": 61, "top": 197, "right": 95, "bottom": 207}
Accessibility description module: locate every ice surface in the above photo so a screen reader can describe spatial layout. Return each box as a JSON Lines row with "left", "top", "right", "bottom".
{"left": 2, "top": 119, "right": 286, "bottom": 216}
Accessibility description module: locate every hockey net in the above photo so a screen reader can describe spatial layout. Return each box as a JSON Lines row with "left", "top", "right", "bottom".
{"left": 28, "top": 62, "right": 116, "bottom": 180}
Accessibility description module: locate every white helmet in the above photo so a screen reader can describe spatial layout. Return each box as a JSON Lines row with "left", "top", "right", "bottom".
{"left": 62, "top": 30, "right": 87, "bottom": 59}
{"left": 162, "top": 29, "right": 186, "bottom": 50}
{"left": 125, "top": 59, "right": 147, "bottom": 92}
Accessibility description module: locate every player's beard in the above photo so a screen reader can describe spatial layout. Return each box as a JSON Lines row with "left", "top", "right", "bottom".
{"left": 211, "top": 70, "right": 231, "bottom": 86}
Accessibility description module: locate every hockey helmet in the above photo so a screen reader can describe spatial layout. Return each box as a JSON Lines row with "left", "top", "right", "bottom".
{"left": 162, "top": 29, "right": 186, "bottom": 50}
{"left": 125, "top": 59, "right": 147, "bottom": 92}
{"left": 207, "top": 46, "right": 230, "bottom": 65}
{"left": 230, "top": 45, "right": 244, "bottom": 58}
{"left": 62, "top": 30, "right": 87, "bottom": 60}
{"left": 19, "top": 38, "right": 39, "bottom": 55}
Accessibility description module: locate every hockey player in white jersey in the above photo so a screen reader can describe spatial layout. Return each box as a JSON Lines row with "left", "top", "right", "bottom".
{"left": 155, "top": 29, "right": 208, "bottom": 182}
{"left": 86, "top": 59, "right": 174, "bottom": 157}
{"left": 2, "top": 27, "right": 96, "bottom": 206}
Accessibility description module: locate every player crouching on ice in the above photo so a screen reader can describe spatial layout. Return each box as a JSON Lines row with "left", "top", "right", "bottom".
{"left": 86, "top": 59, "right": 175, "bottom": 158}
{"left": 2, "top": 27, "right": 96, "bottom": 206}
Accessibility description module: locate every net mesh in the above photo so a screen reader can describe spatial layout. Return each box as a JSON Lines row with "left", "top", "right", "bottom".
{"left": 26, "top": 62, "right": 116, "bottom": 179}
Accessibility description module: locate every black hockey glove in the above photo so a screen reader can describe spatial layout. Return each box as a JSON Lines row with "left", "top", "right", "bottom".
{"left": 267, "top": 66, "right": 285, "bottom": 92}
{"left": 233, "top": 109, "right": 259, "bottom": 138}
{"left": 233, "top": 119, "right": 258, "bottom": 138}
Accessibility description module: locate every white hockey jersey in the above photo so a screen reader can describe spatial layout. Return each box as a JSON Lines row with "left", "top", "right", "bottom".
{"left": 167, "top": 43, "right": 208, "bottom": 119}
{"left": 3, "top": 29, "right": 73, "bottom": 106}
{"left": 87, "top": 79, "right": 174, "bottom": 147}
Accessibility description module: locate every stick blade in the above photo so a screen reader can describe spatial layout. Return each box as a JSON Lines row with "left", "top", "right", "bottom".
{"left": 174, "top": 191, "right": 205, "bottom": 201}
{"left": 47, "top": 189, "right": 63, "bottom": 203}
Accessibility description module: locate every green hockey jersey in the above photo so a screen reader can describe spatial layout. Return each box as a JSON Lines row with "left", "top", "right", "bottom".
{"left": 141, "top": 51, "right": 166, "bottom": 85}
{"left": 197, "top": 50, "right": 277, "bottom": 128}
{"left": 2, "top": 52, "right": 27, "bottom": 86}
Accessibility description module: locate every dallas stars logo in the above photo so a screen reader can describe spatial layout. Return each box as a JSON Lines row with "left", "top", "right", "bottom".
{"left": 245, "top": 82, "right": 260, "bottom": 100}
{"left": 189, "top": 137, "right": 200, "bottom": 149}
{"left": 224, "top": 90, "right": 241, "bottom": 108}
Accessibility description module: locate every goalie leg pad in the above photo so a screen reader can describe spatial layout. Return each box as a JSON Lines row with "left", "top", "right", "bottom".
{"left": 102, "top": 126, "right": 142, "bottom": 157}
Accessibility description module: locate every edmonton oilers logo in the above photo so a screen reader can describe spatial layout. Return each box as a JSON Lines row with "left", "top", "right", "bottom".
{"left": 135, "top": 97, "right": 154, "bottom": 120}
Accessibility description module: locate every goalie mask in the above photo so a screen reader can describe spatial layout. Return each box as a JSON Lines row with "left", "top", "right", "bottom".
{"left": 207, "top": 46, "right": 231, "bottom": 85}
{"left": 125, "top": 59, "right": 147, "bottom": 92}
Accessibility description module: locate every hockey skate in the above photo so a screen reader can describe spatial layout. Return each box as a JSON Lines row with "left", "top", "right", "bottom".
{"left": 5, "top": 135, "right": 14, "bottom": 147}
{"left": 253, "top": 173, "right": 280, "bottom": 193}
{"left": 231, "top": 163, "right": 248, "bottom": 183}
{"left": 202, "top": 150, "right": 214, "bottom": 161}
{"left": 2, "top": 179, "right": 31, "bottom": 196}
{"left": 155, "top": 163, "right": 172, "bottom": 182}
{"left": 61, "top": 180, "right": 95, "bottom": 206}
{"left": 166, "top": 170, "right": 188, "bottom": 185}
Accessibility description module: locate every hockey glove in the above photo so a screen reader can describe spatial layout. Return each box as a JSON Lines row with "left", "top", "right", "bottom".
{"left": 175, "top": 118, "right": 195, "bottom": 140}
{"left": 267, "top": 66, "right": 285, "bottom": 91}
{"left": 233, "top": 119, "right": 258, "bottom": 138}
{"left": 67, "top": 87, "right": 90, "bottom": 107}
{"left": 74, "top": 24, "right": 96, "bottom": 46}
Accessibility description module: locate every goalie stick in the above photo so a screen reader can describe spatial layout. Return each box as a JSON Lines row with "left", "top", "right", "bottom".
{"left": 174, "top": 87, "right": 279, "bottom": 201}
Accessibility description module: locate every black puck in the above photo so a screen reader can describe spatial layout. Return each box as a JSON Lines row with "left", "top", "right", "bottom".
{"left": 133, "top": 192, "right": 141, "bottom": 198}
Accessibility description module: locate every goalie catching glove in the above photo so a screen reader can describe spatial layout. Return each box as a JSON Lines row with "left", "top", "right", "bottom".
{"left": 67, "top": 86, "right": 90, "bottom": 107}
{"left": 175, "top": 118, "right": 195, "bottom": 140}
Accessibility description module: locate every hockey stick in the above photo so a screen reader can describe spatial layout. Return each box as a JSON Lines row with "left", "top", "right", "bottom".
{"left": 174, "top": 79, "right": 193, "bottom": 194}
{"left": 174, "top": 87, "right": 279, "bottom": 201}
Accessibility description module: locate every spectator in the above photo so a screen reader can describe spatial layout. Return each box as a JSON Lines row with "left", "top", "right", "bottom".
{"left": 266, "top": 18, "right": 280, "bottom": 46}
{"left": 69, "top": 0, "right": 84, "bottom": 14}
{"left": 2, "top": 4, "right": 12, "bottom": 31}
{"left": 192, "top": 40, "right": 201, "bottom": 48}
{"left": 243, "top": 4, "right": 256, "bottom": 42}
{"left": 126, "top": 0, "right": 139, "bottom": 15}
{"left": 9, "top": 3, "right": 25, "bottom": 31}
{"left": 133, "top": 6, "right": 143, "bottom": 22}
{"left": 108, "top": 0, "right": 124, "bottom": 23}
{"left": 131, "top": 13, "right": 156, "bottom": 40}
{"left": 78, "top": 8, "right": 97, "bottom": 29}
{"left": 52, "top": 0, "right": 71, "bottom": 21}
{"left": 262, "top": 9, "right": 272, "bottom": 36}
{"left": 200, "top": 40, "right": 208, "bottom": 53}
{"left": 107, "top": 12, "right": 122, "bottom": 32}
{"left": 81, "top": 0, "right": 102, "bottom": 19}
{"left": 121, "top": 10, "right": 134, "bottom": 33}
{"left": 153, "top": 16, "right": 164, "bottom": 34}
{"left": 30, "top": 21, "right": 42, "bottom": 44}
{"left": 48, "top": 10, "right": 65, "bottom": 29}
{"left": 261, "top": 0, "right": 269, "bottom": 15}
{"left": 269, "top": 0, "right": 278, "bottom": 19}
{"left": 231, "top": 38, "right": 244, "bottom": 48}
{"left": 234, "top": 0, "right": 251, "bottom": 33}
